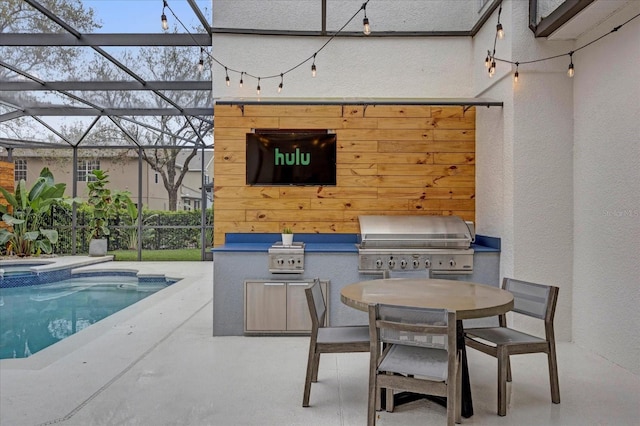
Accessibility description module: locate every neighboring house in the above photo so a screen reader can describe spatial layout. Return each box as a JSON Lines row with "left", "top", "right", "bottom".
{"left": 176, "top": 150, "right": 214, "bottom": 210}
{"left": 0, "top": 148, "right": 213, "bottom": 211}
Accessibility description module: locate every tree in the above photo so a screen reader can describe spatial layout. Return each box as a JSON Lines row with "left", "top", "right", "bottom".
{"left": 1, "top": 1, "right": 212, "bottom": 211}
{"left": 0, "top": 0, "right": 99, "bottom": 82}
{"left": 85, "top": 42, "right": 213, "bottom": 211}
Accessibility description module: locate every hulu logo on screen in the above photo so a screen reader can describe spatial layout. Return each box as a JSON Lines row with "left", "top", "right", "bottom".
{"left": 274, "top": 148, "right": 310, "bottom": 166}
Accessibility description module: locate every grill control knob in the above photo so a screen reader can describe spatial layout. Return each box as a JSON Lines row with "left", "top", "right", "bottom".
{"left": 412, "top": 259, "right": 420, "bottom": 268}
{"left": 388, "top": 259, "right": 396, "bottom": 269}
{"left": 276, "top": 258, "right": 284, "bottom": 266}
{"left": 288, "top": 258, "right": 296, "bottom": 266}
{"left": 400, "top": 259, "right": 408, "bottom": 269}
{"left": 425, "top": 259, "right": 431, "bottom": 269}
{"left": 449, "top": 259, "right": 456, "bottom": 267}
{"left": 375, "top": 259, "right": 383, "bottom": 268}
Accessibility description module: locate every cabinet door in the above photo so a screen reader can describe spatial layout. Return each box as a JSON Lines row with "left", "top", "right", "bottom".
{"left": 286, "top": 282, "right": 313, "bottom": 331}
{"left": 286, "top": 281, "right": 328, "bottom": 331}
{"left": 245, "top": 282, "right": 286, "bottom": 332}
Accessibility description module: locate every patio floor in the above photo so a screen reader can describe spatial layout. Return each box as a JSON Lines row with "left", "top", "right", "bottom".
{"left": 1, "top": 260, "right": 638, "bottom": 425}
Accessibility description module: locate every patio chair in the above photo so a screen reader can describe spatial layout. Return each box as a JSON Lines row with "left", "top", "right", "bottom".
{"left": 368, "top": 303, "right": 461, "bottom": 426}
{"left": 302, "top": 279, "right": 370, "bottom": 407}
{"left": 464, "top": 277, "right": 560, "bottom": 416}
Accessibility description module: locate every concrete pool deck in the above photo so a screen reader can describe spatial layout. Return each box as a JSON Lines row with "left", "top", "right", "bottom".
{"left": 1, "top": 258, "right": 639, "bottom": 425}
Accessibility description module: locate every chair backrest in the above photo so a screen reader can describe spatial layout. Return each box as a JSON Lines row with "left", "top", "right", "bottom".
{"left": 305, "top": 278, "right": 326, "bottom": 329}
{"left": 503, "top": 278, "right": 559, "bottom": 322}
{"left": 369, "top": 304, "right": 456, "bottom": 352}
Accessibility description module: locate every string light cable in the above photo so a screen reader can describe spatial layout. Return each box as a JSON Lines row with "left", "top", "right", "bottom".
{"left": 487, "top": 9, "right": 640, "bottom": 81}
{"left": 160, "top": 0, "right": 372, "bottom": 93}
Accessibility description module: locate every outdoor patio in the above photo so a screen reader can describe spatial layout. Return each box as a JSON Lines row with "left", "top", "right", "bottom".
{"left": 1, "top": 260, "right": 638, "bottom": 426}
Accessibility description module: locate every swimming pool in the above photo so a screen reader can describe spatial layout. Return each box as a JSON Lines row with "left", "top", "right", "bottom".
{"left": 0, "top": 273, "right": 175, "bottom": 359}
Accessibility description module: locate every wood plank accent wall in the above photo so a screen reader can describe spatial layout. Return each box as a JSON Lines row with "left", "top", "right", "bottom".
{"left": 213, "top": 104, "right": 475, "bottom": 246}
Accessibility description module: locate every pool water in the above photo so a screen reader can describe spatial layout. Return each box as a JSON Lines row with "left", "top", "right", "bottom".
{"left": 0, "top": 275, "right": 172, "bottom": 359}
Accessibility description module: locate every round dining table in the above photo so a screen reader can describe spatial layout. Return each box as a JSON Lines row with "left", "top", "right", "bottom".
{"left": 341, "top": 277, "right": 514, "bottom": 320}
{"left": 340, "top": 277, "right": 514, "bottom": 418}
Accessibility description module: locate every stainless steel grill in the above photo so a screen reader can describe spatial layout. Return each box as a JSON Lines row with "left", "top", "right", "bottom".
{"left": 357, "top": 215, "right": 475, "bottom": 275}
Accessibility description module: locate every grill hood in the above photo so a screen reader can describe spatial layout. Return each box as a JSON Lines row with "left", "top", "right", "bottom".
{"left": 358, "top": 215, "right": 474, "bottom": 250}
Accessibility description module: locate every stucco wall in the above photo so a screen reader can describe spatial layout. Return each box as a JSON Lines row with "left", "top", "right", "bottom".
{"left": 572, "top": 1, "right": 640, "bottom": 374}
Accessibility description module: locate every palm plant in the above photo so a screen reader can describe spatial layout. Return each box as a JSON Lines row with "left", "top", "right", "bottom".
{"left": 0, "top": 168, "right": 70, "bottom": 256}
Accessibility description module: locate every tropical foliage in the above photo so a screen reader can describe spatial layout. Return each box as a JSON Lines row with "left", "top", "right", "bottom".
{"left": 0, "top": 168, "right": 71, "bottom": 256}
{"left": 85, "top": 169, "right": 131, "bottom": 239}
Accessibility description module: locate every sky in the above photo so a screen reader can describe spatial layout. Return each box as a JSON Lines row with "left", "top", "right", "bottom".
{"left": 83, "top": 0, "right": 210, "bottom": 33}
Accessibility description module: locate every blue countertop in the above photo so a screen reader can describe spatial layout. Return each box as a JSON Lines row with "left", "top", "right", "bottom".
{"left": 212, "top": 233, "right": 500, "bottom": 253}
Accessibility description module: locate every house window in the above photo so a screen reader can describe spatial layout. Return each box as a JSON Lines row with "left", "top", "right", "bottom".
{"left": 14, "top": 159, "right": 27, "bottom": 181}
{"left": 183, "top": 199, "right": 191, "bottom": 211}
{"left": 77, "top": 160, "right": 100, "bottom": 182}
{"left": 194, "top": 200, "right": 201, "bottom": 210}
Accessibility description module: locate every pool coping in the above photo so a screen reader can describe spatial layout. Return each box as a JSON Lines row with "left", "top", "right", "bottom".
{"left": 0, "top": 257, "right": 204, "bottom": 370}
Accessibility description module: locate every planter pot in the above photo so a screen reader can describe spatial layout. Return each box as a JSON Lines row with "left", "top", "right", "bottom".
{"left": 281, "top": 233, "right": 294, "bottom": 247}
{"left": 89, "top": 239, "right": 108, "bottom": 256}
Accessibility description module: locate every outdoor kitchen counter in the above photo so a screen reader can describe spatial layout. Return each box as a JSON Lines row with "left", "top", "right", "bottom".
{"left": 212, "top": 233, "right": 500, "bottom": 336}
{"left": 211, "top": 233, "right": 361, "bottom": 252}
{"left": 212, "top": 233, "right": 500, "bottom": 253}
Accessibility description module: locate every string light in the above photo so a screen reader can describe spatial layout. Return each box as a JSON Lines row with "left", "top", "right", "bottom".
{"left": 162, "top": 0, "right": 373, "bottom": 92}
{"left": 496, "top": 23, "right": 504, "bottom": 39}
{"left": 363, "top": 2, "right": 371, "bottom": 35}
{"left": 256, "top": 77, "right": 261, "bottom": 95}
{"left": 161, "top": 0, "right": 169, "bottom": 30}
{"left": 485, "top": 5, "right": 639, "bottom": 83}
{"left": 197, "top": 48, "right": 204, "bottom": 73}
{"left": 567, "top": 52, "right": 575, "bottom": 78}
{"left": 311, "top": 54, "right": 317, "bottom": 77}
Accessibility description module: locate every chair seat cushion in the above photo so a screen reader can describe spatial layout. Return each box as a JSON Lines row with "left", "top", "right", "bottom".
{"left": 317, "top": 325, "right": 370, "bottom": 344}
{"left": 379, "top": 344, "right": 448, "bottom": 382}
{"left": 465, "top": 327, "right": 546, "bottom": 345}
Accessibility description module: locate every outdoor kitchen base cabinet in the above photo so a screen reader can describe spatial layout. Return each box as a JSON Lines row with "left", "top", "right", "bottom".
{"left": 244, "top": 280, "right": 329, "bottom": 334}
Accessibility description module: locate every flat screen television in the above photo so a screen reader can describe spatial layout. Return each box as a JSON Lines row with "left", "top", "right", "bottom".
{"left": 246, "top": 130, "right": 337, "bottom": 186}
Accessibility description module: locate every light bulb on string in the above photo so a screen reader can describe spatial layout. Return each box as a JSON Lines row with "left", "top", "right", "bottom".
{"left": 161, "top": 0, "right": 169, "bottom": 30}
{"left": 489, "top": 60, "right": 496, "bottom": 77}
{"left": 239, "top": 72, "right": 244, "bottom": 88}
{"left": 278, "top": 74, "right": 283, "bottom": 93}
{"left": 485, "top": 51, "right": 491, "bottom": 68}
{"left": 567, "top": 52, "right": 575, "bottom": 78}
{"left": 311, "top": 54, "right": 317, "bottom": 77}
{"left": 256, "top": 77, "right": 261, "bottom": 95}
{"left": 363, "top": 4, "right": 371, "bottom": 35}
{"left": 514, "top": 62, "right": 519, "bottom": 83}
{"left": 496, "top": 23, "right": 504, "bottom": 39}
{"left": 197, "top": 48, "right": 204, "bottom": 73}
{"left": 225, "top": 67, "right": 230, "bottom": 87}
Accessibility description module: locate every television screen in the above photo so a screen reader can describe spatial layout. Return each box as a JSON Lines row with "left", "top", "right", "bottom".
{"left": 246, "top": 131, "right": 337, "bottom": 186}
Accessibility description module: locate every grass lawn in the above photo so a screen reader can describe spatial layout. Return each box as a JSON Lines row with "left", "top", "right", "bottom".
{"left": 108, "top": 248, "right": 207, "bottom": 261}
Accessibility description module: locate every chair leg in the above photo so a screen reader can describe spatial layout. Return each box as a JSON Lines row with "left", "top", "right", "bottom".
{"left": 548, "top": 347, "right": 561, "bottom": 404}
{"left": 497, "top": 346, "right": 508, "bottom": 416}
{"left": 506, "top": 354, "right": 512, "bottom": 382}
{"left": 368, "top": 375, "right": 378, "bottom": 425}
{"left": 311, "top": 352, "right": 321, "bottom": 382}
{"left": 455, "top": 355, "right": 462, "bottom": 424}
{"left": 302, "top": 345, "right": 317, "bottom": 407}
{"left": 385, "top": 385, "right": 394, "bottom": 413}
